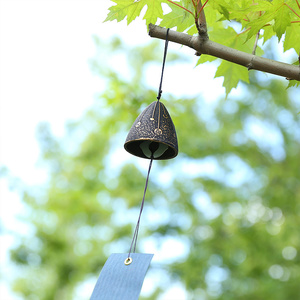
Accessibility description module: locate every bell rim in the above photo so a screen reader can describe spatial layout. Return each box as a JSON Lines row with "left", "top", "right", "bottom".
{"left": 124, "top": 138, "right": 178, "bottom": 160}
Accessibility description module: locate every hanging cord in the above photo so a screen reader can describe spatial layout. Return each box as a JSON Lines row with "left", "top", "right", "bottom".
{"left": 128, "top": 157, "right": 153, "bottom": 258}
{"left": 127, "top": 29, "right": 169, "bottom": 260}
{"left": 157, "top": 28, "right": 170, "bottom": 102}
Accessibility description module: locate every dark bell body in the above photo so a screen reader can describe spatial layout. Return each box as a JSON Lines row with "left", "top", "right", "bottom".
{"left": 124, "top": 101, "right": 178, "bottom": 160}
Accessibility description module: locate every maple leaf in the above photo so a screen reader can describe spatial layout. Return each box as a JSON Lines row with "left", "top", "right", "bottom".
{"left": 143, "top": 0, "right": 165, "bottom": 25}
{"left": 105, "top": 0, "right": 144, "bottom": 24}
{"left": 274, "top": 4, "right": 291, "bottom": 41}
{"left": 262, "top": 24, "right": 275, "bottom": 45}
{"left": 105, "top": 0, "right": 165, "bottom": 25}
{"left": 284, "top": 23, "right": 300, "bottom": 52}
{"left": 159, "top": 3, "right": 194, "bottom": 32}
{"left": 213, "top": 27, "right": 262, "bottom": 96}
{"left": 287, "top": 80, "right": 300, "bottom": 88}
{"left": 245, "top": 9, "right": 278, "bottom": 41}
{"left": 215, "top": 61, "right": 249, "bottom": 97}
{"left": 210, "top": 0, "right": 231, "bottom": 20}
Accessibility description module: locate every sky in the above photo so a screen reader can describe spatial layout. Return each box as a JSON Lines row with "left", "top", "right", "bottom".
{"left": 0, "top": 1, "right": 227, "bottom": 299}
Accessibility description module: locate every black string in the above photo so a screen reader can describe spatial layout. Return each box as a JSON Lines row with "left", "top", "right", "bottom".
{"left": 128, "top": 157, "right": 153, "bottom": 258}
{"left": 127, "top": 29, "right": 169, "bottom": 259}
{"left": 157, "top": 28, "right": 170, "bottom": 102}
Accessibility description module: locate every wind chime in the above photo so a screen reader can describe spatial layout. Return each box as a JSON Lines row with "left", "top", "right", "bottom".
{"left": 90, "top": 29, "right": 178, "bottom": 300}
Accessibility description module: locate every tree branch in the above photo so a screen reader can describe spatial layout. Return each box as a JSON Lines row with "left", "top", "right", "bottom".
{"left": 196, "top": 0, "right": 209, "bottom": 40}
{"left": 148, "top": 24, "right": 300, "bottom": 82}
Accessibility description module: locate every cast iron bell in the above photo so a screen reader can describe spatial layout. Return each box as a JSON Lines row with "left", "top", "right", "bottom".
{"left": 124, "top": 101, "right": 178, "bottom": 160}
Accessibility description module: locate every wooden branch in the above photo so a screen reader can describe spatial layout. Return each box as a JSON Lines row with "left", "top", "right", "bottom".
{"left": 149, "top": 24, "right": 300, "bottom": 82}
{"left": 196, "top": 0, "right": 208, "bottom": 40}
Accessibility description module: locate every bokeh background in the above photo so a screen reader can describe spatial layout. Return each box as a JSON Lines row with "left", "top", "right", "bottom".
{"left": 1, "top": 1, "right": 299, "bottom": 299}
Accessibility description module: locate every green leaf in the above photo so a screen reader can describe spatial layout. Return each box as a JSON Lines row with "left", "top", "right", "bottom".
{"left": 284, "top": 23, "right": 300, "bottom": 53}
{"left": 287, "top": 80, "right": 300, "bottom": 88}
{"left": 211, "top": 27, "right": 258, "bottom": 96}
{"left": 262, "top": 24, "right": 275, "bottom": 45}
{"left": 274, "top": 4, "right": 291, "bottom": 41}
{"left": 246, "top": 10, "right": 278, "bottom": 41}
{"left": 242, "top": 0, "right": 291, "bottom": 41}
{"left": 219, "top": 5, "right": 230, "bottom": 20}
{"left": 143, "top": 0, "right": 165, "bottom": 25}
{"left": 105, "top": 0, "right": 165, "bottom": 25}
{"left": 196, "top": 55, "right": 218, "bottom": 65}
{"left": 104, "top": 0, "right": 145, "bottom": 24}
{"left": 229, "top": 0, "right": 273, "bottom": 23}
{"left": 159, "top": 3, "right": 194, "bottom": 32}
{"left": 215, "top": 60, "right": 249, "bottom": 97}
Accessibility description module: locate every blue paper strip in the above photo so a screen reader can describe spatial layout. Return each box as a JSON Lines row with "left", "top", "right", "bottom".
{"left": 90, "top": 253, "right": 154, "bottom": 300}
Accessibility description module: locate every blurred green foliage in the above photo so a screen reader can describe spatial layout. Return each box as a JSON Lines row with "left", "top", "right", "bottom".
{"left": 10, "top": 36, "right": 300, "bottom": 300}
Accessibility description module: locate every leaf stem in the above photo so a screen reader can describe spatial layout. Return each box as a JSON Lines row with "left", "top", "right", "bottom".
{"left": 284, "top": 3, "right": 300, "bottom": 19}
{"left": 252, "top": 30, "right": 260, "bottom": 55}
{"left": 296, "top": 0, "right": 300, "bottom": 10}
{"left": 238, "top": 27, "right": 251, "bottom": 36}
{"left": 197, "top": 0, "right": 209, "bottom": 16}
{"left": 166, "top": 0, "right": 195, "bottom": 17}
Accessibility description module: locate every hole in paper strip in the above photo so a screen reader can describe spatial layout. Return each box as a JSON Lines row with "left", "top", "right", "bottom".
{"left": 124, "top": 257, "right": 133, "bottom": 265}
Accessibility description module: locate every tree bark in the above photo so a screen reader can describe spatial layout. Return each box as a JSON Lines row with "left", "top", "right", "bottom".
{"left": 148, "top": 24, "right": 300, "bottom": 82}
